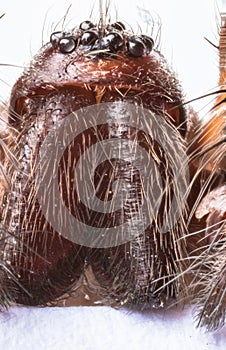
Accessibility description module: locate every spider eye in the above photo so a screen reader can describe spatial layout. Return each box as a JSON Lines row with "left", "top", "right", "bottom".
{"left": 110, "top": 21, "right": 125, "bottom": 31}
{"left": 127, "top": 35, "right": 154, "bottom": 57}
{"left": 101, "top": 32, "right": 124, "bottom": 51}
{"left": 127, "top": 36, "right": 146, "bottom": 57}
{"left": 81, "top": 30, "right": 99, "bottom": 46}
{"left": 141, "top": 35, "right": 154, "bottom": 53}
{"left": 79, "top": 20, "right": 95, "bottom": 31}
{"left": 50, "top": 31, "right": 64, "bottom": 48}
{"left": 58, "top": 37, "right": 77, "bottom": 53}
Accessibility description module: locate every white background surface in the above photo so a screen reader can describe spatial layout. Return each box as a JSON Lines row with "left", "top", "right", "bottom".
{"left": 0, "top": 0, "right": 226, "bottom": 349}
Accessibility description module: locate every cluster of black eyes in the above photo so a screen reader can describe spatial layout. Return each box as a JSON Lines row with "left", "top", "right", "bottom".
{"left": 50, "top": 20, "right": 154, "bottom": 57}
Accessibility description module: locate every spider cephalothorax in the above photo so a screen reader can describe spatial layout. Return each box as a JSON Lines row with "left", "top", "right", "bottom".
{"left": 0, "top": 3, "right": 225, "bottom": 332}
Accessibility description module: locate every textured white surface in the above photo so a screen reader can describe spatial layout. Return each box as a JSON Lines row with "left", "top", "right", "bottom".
{"left": 0, "top": 306, "right": 226, "bottom": 350}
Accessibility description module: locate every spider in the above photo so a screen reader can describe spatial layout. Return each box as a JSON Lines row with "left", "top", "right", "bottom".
{"left": 0, "top": 0, "right": 225, "bottom": 332}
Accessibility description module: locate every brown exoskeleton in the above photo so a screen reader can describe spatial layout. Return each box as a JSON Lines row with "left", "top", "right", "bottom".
{"left": 0, "top": 0, "right": 225, "bottom": 331}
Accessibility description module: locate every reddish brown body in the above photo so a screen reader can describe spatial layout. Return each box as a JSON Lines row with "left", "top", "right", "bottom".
{"left": 0, "top": 13, "right": 225, "bottom": 331}
{"left": 0, "top": 20, "right": 191, "bottom": 305}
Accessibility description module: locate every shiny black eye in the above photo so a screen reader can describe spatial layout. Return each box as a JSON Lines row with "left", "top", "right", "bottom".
{"left": 141, "top": 35, "right": 154, "bottom": 53}
{"left": 127, "top": 36, "right": 145, "bottom": 57}
{"left": 50, "top": 31, "right": 64, "bottom": 49}
{"left": 79, "top": 21, "right": 95, "bottom": 31}
{"left": 58, "top": 37, "right": 77, "bottom": 53}
{"left": 111, "top": 22, "right": 125, "bottom": 31}
{"left": 101, "top": 32, "right": 124, "bottom": 51}
{"left": 81, "top": 30, "right": 99, "bottom": 46}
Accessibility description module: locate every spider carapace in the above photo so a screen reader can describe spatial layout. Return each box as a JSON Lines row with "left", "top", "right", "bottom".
{"left": 0, "top": 2, "right": 225, "bottom": 331}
